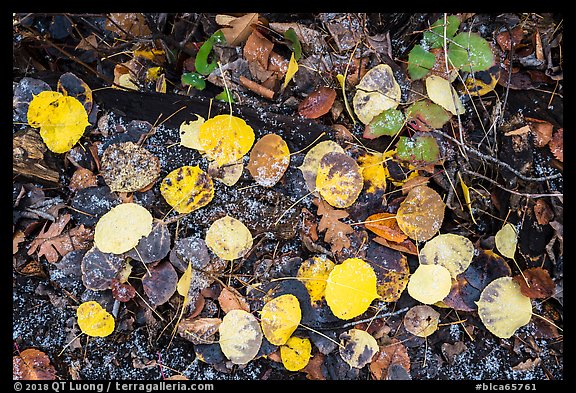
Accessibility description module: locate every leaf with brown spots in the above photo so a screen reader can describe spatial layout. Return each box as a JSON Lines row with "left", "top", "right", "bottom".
{"left": 316, "top": 151, "right": 363, "bottom": 209}
{"left": 13, "top": 348, "right": 56, "bottom": 380}
{"left": 298, "top": 86, "right": 336, "bottom": 119}
{"left": 513, "top": 267, "right": 556, "bottom": 299}
{"left": 396, "top": 185, "right": 445, "bottom": 242}
{"left": 218, "top": 285, "right": 250, "bottom": 313}
{"left": 533, "top": 199, "right": 554, "bottom": 226}
{"left": 365, "top": 242, "right": 410, "bottom": 302}
{"left": 177, "top": 316, "right": 222, "bottom": 345}
{"left": 68, "top": 167, "right": 98, "bottom": 191}
{"left": 314, "top": 198, "right": 354, "bottom": 253}
{"left": 160, "top": 165, "right": 214, "bottom": 214}
{"left": 247, "top": 133, "right": 290, "bottom": 187}
{"left": 369, "top": 338, "right": 411, "bottom": 380}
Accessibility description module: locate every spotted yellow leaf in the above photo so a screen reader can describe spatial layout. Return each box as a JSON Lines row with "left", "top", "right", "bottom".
{"left": 403, "top": 305, "right": 440, "bottom": 337}
{"left": 353, "top": 64, "right": 401, "bottom": 124}
{"left": 357, "top": 151, "right": 387, "bottom": 194}
{"left": 205, "top": 215, "right": 253, "bottom": 261}
{"left": 260, "top": 294, "right": 302, "bottom": 346}
{"left": 94, "top": 203, "right": 153, "bottom": 254}
{"left": 297, "top": 256, "right": 335, "bottom": 303}
{"left": 316, "top": 151, "right": 363, "bottom": 209}
{"left": 339, "top": 328, "right": 379, "bottom": 368}
{"left": 280, "top": 336, "right": 311, "bottom": 371}
{"left": 198, "top": 114, "right": 255, "bottom": 166}
{"left": 419, "top": 233, "right": 474, "bottom": 279}
{"left": 27, "top": 90, "right": 90, "bottom": 153}
{"left": 76, "top": 301, "right": 115, "bottom": 337}
{"left": 219, "top": 309, "right": 263, "bottom": 364}
{"left": 298, "top": 140, "right": 345, "bottom": 193}
{"left": 160, "top": 166, "right": 214, "bottom": 214}
{"left": 325, "top": 258, "right": 379, "bottom": 320}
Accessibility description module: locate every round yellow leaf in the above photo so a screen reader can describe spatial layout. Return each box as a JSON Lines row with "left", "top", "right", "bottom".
{"left": 316, "top": 151, "right": 363, "bottom": 209}
{"left": 396, "top": 185, "right": 445, "bottom": 242}
{"left": 219, "top": 309, "right": 263, "bottom": 364}
{"left": 198, "top": 114, "right": 255, "bottom": 166}
{"left": 476, "top": 276, "right": 532, "bottom": 339}
{"left": 280, "top": 336, "right": 312, "bottom": 371}
{"left": 357, "top": 151, "right": 387, "bottom": 194}
{"left": 297, "top": 256, "right": 335, "bottom": 303}
{"left": 325, "top": 258, "right": 379, "bottom": 320}
{"left": 425, "top": 75, "right": 465, "bottom": 116}
{"left": 205, "top": 215, "right": 253, "bottom": 261}
{"left": 419, "top": 233, "right": 474, "bottom": 278}
{"left": 298, "top": 140, "right": 345, "bottom": 193}
{"left": 27, "top": 91, "right": 90, "bottom": 153}
{"left": 353, "top": 64, "right": 402, "bottom": 124}
{"left": 407, "top": 264, "right": 452, "bottom": 305}
{"left": 160, "top": 166, "right": 214, "bottom": 214}
{"left": 94, "top": 203, "right": 153, "bottom": 254}
{"left": 260, "top": 294, "right": 302, "bottom": 346}
{"left": 247, "top": 133, "right": 290, "bottom": 187}
{"left": 403, "top": 305, "right": 440, "bottom": 337}
{"left": 339, "top": 329, "right": 379, "bottom": 368}
{"left": 76, "top": 301, "right": 115, "bottom": 337}
{"left": 495, "top": 223, "right": 518, "bottom": 259}
{"left": 179, "top": 115, "right": 205, "bottom": 150}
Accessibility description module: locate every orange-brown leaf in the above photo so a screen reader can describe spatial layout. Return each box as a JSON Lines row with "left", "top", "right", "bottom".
{"left": 314, "top": 198, "right": 354, "bottom": 253}
{"left": 13, "top": 348, "right": 56, "bottom": 380}
{"left": 549, "top": 128, "right": 563, "bottom": 162}
{"left": 513, "top": 267, "right": 556, "bottom": 299}
{"left": 68, "top": 167, "right": 98, "bottom": 191}
{"left": 369, "top": 338, "right": 411, "bottom": 380}
{"left": 373, "top": 236, "right": 418, "bottom": 255}
{"left": 218, "top": 286, "right": 250, "bottom": 313}
{"left": 298, "top": 86, "right": 337, "bottom": 119}
{"left": 526, "top": 117, "right": 553, "bottom": 147}
{"left": 364, "top": 213, "right": 407, "bottom": 243}
{"left": 533, "top": 199, "right": 554, "bottom": 226}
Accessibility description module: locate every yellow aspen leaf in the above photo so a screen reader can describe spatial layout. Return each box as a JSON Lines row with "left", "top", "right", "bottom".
{"left": 205, "top": 215, "right": 253, "bottom": 261}
{"left": 160, "top": 166, "right": 214, "bottom": 214}
{"left": 425, "top": 75, "right": 465, "bottom": 115}
{"left": 357, "top": 151, "right": 387, "bottom": 194}
{"left": 260, "top": 294, "right": 302, "bottom": 346}
{"left": 316, "top": 151, "right": 363, "bottom": 209}
{"left": 76, "top": 301, "right": 115, "bottom": 338}
{"left": 339, "top": 329, "right": 379, "bottom": 369}
{"left": 179, "top": 115, "right": 205, "bottom": 150}
{"left": 297, "top": 256, "right": 335, "bottom": 303}
{"left": 198, "top": 114, "right": 255, "bottom": 167}
{"left": 27, "top": 91, "right": 90, "bottom": 153}
{"left": 177, "top": 261, "right": 193, "bottom": 298}
{"left": 407, "top": 264, "right": 452, "bottom": 305}
{"left": 283, "top": 52, "right": 299, "bottom": 88}
{"left": 219, "top": 309, "right": 263, "bottom": 364}
{"left": 476, "top": 277, "right": 532, "bottom": 338}
{"left": 396, "top": 185, "right": 445, "bottom": 242}
{"left": 281, "top": 336, "right": 312, "bottom": 371}
{"left": 495, "top": 223, "right": 518, "bottom": 260}
{"left": 117, "top": 73, "right": 139, "bottom": 91}
{"left": 94, "top": 203, "right": 153, "bottom": 254}
{"left": 247, "top": 133, "right": 290, "bottom": 187}
{"left": 353, "top": 64, "right": 401, "bottom": 124}
{"left": 145, "top": 66, "right": 163, "bottom": 82}
{"left": 419, "top": 233, "right": 474, "bottom": 279}
{"left": 325, "top": 258, "right": 379, "bottom": 320}
{"left": 208, "top": 159, "right": 243, "bottom": 187}
{"left": 458, "top": 172, "right": 477, "bottom": 224}
{"left": 403, "top": 305, "right": 440, "bottom": 337}
{"left": 298, "top": 140, "right": 345, "bottom": 193}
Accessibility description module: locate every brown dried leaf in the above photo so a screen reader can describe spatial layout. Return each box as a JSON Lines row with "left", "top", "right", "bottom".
{"left": 247, "top": 133, "right": 290, "bottom": 187}
{"left": 13, "top": 230, "right": 25, "bottom": 255}
{"left": 68, "top": 167, "right": 98, "bottom": 191}
{"left": 298, "top": 87, "right": 337, "bottom": 119}
{"left": 244, "top": 29, "right": 273, "bottom": 71}
{"left": 513, "top": 267, "right": 556, "bottom": 299}
{"left": 364, "top": 212, "right": 407, "bottom": 243}
{"left": 13, "top": 348, "right": 56, "bottom": 380}
{"left": 218, "top": 286, "right": 250, "bottom": 313}
{"left": 111, "top": 279, "right": 136, "bottom": 302}
{"left": 302, "top": 352, "right": 326, "bottom": 380}
{"left": 314, "top": 198, "right": 354, "bottom": 253}
{"left": 512, "top": 357, "right": 541, "bottom": 372}
{"left": 549, "top": 128, "right": 563, "bottom": 162}
{"left": 217, "top": 13, "right": 260, "bottom": 46}
{"left": 441, "top": 341, "right": 467, "bottom": 364}
{"left": 373, "top": 236, "right": 418, "bottom": 255}
{"left": 105, "top": 13, "right": 151, "bottom": 39}
{"left": 369, "top": 338, "right": 411, "bottom": 380}
{"left": 142, "top": 261, "right": 178, "bottom": 306}
{"left": 396, "top": 185, "right": 445, "bottom": 242}
{"left": 533, "top": 199, "right": 554, "bottom": 226}
{"left": 177, "top": 316, "right": 222, "bottom": 345}
{"left": 526, "top": 118, "right": 553, "bottom": 147}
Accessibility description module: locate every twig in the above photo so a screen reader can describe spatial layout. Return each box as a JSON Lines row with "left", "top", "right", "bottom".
{"left": 239, "top": 76, "right": 275, "bottom": 100}
{"left": 315, "top": 307, "right": 410, "bottom": 331}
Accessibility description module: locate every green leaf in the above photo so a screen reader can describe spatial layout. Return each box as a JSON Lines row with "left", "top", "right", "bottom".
{"left": 423, "top": 15, "right": 460, "bottom": 49}
{"left": 284, "top": 28, "right": 302, "bottom": 61}
{"left": 448, "top": 32, "right": 495, "bottom": 72}
{"left": 405, "top": 99, "right": 452, "bottom": 132}
{"left": 407, "top": 45, "right": 436, "bottom": 80}
{"left": 181, "top": 72, "right": 206, "bottom": 90}
{"left": 363, "top": 108, "right": 405, "bottom": 139}
{"left": 396, "top": 135, "right": 441, "bottom": 165}
{"left": 215, "top": 88, "right": 235, "bottom": 103}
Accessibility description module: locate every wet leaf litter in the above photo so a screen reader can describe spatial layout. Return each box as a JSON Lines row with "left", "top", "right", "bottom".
{"left": 13, "top": 13, "right": 562, "bottom": 381}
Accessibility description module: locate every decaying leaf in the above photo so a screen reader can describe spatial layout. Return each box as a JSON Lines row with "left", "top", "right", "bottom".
{"left": 405, "top": 99, "right": 452, "bottom": 132}
{"left": 298, "top": 140, "right": 345, "bottom": 193}
{"left": 281, "top": 336, "right": 312, "bottom": 371}
{"left": 142, "top": 261, "right": 178, "bottom": 306}
{"left": 396, "top": 185, "right": 445, "bottom": 242}
{"left": 357, "top": 152, "right": 387, "bottom": 195}
{"left": 179, "top": 115, "right": 205, "bottom": 150}
{"left": 105, "top": 13, "right": 151, "bottom": 38}
{"left": 533, "top": 199, "right": 554, "bottom": 226}
{"left": 419, "top": 233, "right": 474, "bottom": 278}
{"left": 365, "top": 242, "right": 410, "bottom": 302}
{"left": 205, "top": 215, "right": 253, "bottom": 261}
{"left": 315, "top": 198, "right": 354, "bottom": 253}
{"left": 218, "top": 285, "right": 250, "bottom": 313}
{"left": 403, "top": 305, "right": 440, "bottom": 337}
{"left": 495, "top": 222, "right": 518, "bottom": 259}
{"left": 325, "top": 258, "right": 379, "bottom": 320}
{"left": 549, "top": 128, "right": 563, "bottom": 162}
{"left": 513, "top": 267, "right": 556, "bottom": 299}
{"left": 126, "top": 220, "right": 171, "bottom": 264}
{"left": 27, "top": 90, "right": 90, "bottom": 153}
{"left": 316, "top": 151, "right": 363, "bottom": 209}
{"left": 160, "top": 166, "right": 214, "bottom": 214}
{"left": 57, "top": 72, "right": 93, "bottom": 114}
{"left": 407, "top": 264, "right": 452, "bottom": 305}
{"left": 81, "top": 246, "right": 125, "bottom": 290}
{"left": 298, "top": 86, "right": 336, "bottom": 119}
{"left": 425, "top": 75, "right": 465, "bottom": 116}
{"left": 218, "top": 309, "right": 263, "bottom": 364}
{"left": 94, "top": 203, "right": 153, "bottom": 254}
{"left": 369, "top": 338, "right": 411, "bottom": 380}
{"left": 216, "top": 13, "right": 260, "bottom": 46}
{"left": 364, "top": 212, "right": 407, "bottom": 243}
{"left": 353, "top": 64, "right": 401, "bottom": 124}
{"left": 198, "top": 115, "right": 255, "bottom": 167}
{"left": 297, "top": 255, "right": 335, "bottom": 303}
{"left": 178, "top": 316, "right": 222, "bottom": 345}
{"left": 260, "top": 294, "right": 302, "bottom": 346}
{"left": 76, "top": 300, "right": 115, "bottom": 337}
{"left": 208, "top": 159, "right": 243, "bottom": 187}
{"left": 339, "top": 329, "right": 379, "bottom": 369}
{"left": 247, "top": 133, "right": 290, "bottom": 187}
{"left": 476, "top": 277, "right": 533, "bottom": 338}
{"left": 13, "top": 348, "right": 56, "bottom": 380}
